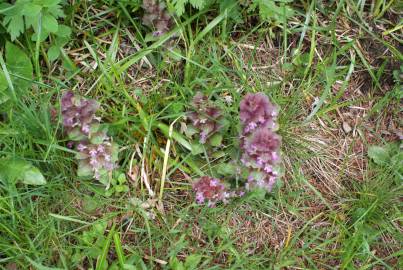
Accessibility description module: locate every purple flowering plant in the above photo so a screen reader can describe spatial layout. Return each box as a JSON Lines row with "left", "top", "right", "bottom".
{"left": 61, "top": 91, "right": 118, "bottom": 186}
{"left": 192, "top": 176, "right": 244, "bottom": 207}
{"left": 191, "top": 92, "right": 282, "bottom": 206}
{"left": 142, "top": 0, "right": 172, "bottom": 37}
{"left": 186, "top": 92, "right": 226, "bottom": 149}
{"left": 240, "top": 92, "right": 279, "bottom": 134}
{"left": 239, "top": 93, "right": 282, "bottom": 192}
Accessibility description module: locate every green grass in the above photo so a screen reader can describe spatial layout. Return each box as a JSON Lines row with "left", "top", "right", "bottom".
{"left": 0, "top": 1, "right": 402, "bottom": 269}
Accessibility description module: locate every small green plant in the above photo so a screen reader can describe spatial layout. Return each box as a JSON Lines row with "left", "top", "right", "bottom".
{"left": 60, "top": 91, "right": 119, "bottom": 186}
{"left": 171, "top": 0, "right": 294, "bottom": 27}
{"left": 0, "top": 0, "right": 71, "bottom": 41}
{"left": 172, "top": 0, "right": 212, "bottom": 16}
{"left": 169, "top": 254, "right": 202, "bottom": 270}
{"left": 71, "top": 221, "right": 108, "bottom": 266}
{"left": 0, "top": 0, "right": 71, "bottom": 62}
{"left": 185, "top": 92, "right": 227, "bottom": 155}
{"left": 250, "top": 0, "right": 294, "bottom": 25}
{"left": 0, "top": 158, "right": 46, "bottom": 186}
{"left": 104, "top": 172, "right": 130, "bottom": 197}
{"left": 368, "top": 142, "right": 402, "bottom": 178}
{"left": 0, "top": 41, "right": 33, "bottom": 106}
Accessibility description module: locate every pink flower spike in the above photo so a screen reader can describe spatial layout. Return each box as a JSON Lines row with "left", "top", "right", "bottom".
{"left": 67, "top": 141, "right": 75, "bottom": 149}
{"left": 196, "top": 192, "right": 204, "bottom": 204}
{"left": 257, "top": 157, "right": 264, "bottom": 166}
{"left": 240, "top": 93, "right": 278, "bottom": 133}
{"left": 90, "top": 158, "right": 98, "bottom": 166}
{"left": 264, "top": 165, "right": 272, "bottom": 173}
{"left": 239, "top": 92, "right": 281, "bottom": 193}
{"left": 82, "top": 124, "right": 90, "bottom": 134}
{"left": 210, "top": 179, "right": 219, "bottom": 187}
{"left": 77, "top": 144, "right": 87, "bottom": 151}
{"left": 89, "top": 149, "right": 97, "bottom": 157}
{"left": 187, "top": 92, "right": 223, "bottom": 145}
{"left": 192, "top": 176, "right": 235, "bottom": 206}
{"left": 247, "top": 122, "right": 257, "bottom": 132}
{"left": 97, "top": 145, "right": 105, "bottom": 153}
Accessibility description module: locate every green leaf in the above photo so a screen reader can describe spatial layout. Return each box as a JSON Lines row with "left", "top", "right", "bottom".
{"left": 22, "top": 3, "right": 42, "bottom": 16}
{"left": 189, "top": 0, "right": 207, "bottom": 10}
{"left": 255, "top": 0, "right": 294, "bottom": 24}
{"left": 184, "top": 254, "right": 202, "bottom": 269}
{"left": 68, "top": 128, "right": 86, "bottom": 141}
{"left": 75, "top": 150, "right": 89, "bottom": 160}
{"left": 390, "top": 151, "right": 402, "bottom": 166}
{"left": 117, "top": 173, "right": 126, "bottom": 184}
{"left": 42, "top": 14, "right": 58, "bottom": 33}
{"left": 104, "top": 189, "right": 114, "bottom": 197}
{"left": 54, "top": 36, "right": 69, "bottom": 47}
{"left": 0, "top": 159, "right": 46, "bottom": 185}
{"left": 111, "top": 143, "right": 119, "bottom": 162}
{"left": 47, "top": 45, "right": 60, "bottom": 61}
{"left": 115, "top": 185, "right": 129, "bottom": 193}
{"left": 208, "top": 133, "right": 222, "bottom": 147}
{"left": 0, "top": 159, "right": 28, "bottom": 183}
{"left": 0, "top": 3, "right": 18, "bottom": 16}
{"left": 0, "top": 95, "right": 10, "bottom": 105}
{"left": 55, "top": 24, "right": 71, "bottom": 37}
{"left": 22, "top": 166, "right": 46, "bottom": 185}
{"left": 173, "top": 0, "right": 187, "bottom": 16}
{"left": 82, "top": 196, "right": 99, "bottom": 213}
{"left": 90, "top": 132, "right": 106, "bottom": 145}
{"left": 24, "top": 257, "right": 64, "bottom": 270}
{"left": 172, "top": 0, "right": 210, "bottom": 16}
{"left": 368, "top": 146, "right": 390, "bottom": 165}
{"left": 77, "top": 162, "right": 93, "bottom": 178}
{"left": 211, "top": 150, "right": 225, "bottom": 159}
{"left": 183, "top": 125, "right": 198, "bottom": 138}
{"left": 157, "top": 122, "right": 193, "bottom": 151}
{"left": 191, "top": 143, "right": 204, "bottom": 155}
{"left": 220, "top": 0, "right": 242, "bottom": 23}
{"left": 4, "top": 15, "right": 24, "bottom": 41}
{"left": 36, "top": 0, "right": 61, "bottom": 8}
{"left": 96, "top": 223, "right": 115, "bottom": 270}
{"left": 24, "top": 14, "right": 38, "bottom": 31}
{"left": 5, "top": 41, "right": 33, "bottom": 90}
{"left": 47, "top": 4, "right": 65, "bottom": 18}
{"left": 169, "top": 257, "right": 185, "bottom": 270}
{"left": 89, "top": 122, "right": 101, "bottom": 133}
{"left": 97, "top": 169, "right": 110, "bottom": 186}
{"left": 0, "top": 88, "right": 10, "bottom": 106}
{"left": 0, "top": 72, "right": 8, "bottom": 92}
{"left": 216, "top": 163, "right": 236, "bottom": 176}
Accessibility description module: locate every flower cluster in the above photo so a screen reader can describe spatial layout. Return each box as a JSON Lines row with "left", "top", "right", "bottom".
{"left": 142, "top": 0, "right": 172, "bottom": 36}
{"left": 75, "top": 141, "right": 117, "bottom": 182}
{"left": 187, "top": 92, "right": 223, "bottom": 144}
{"left": 240, "top": 92, "right": 278, "bottom": 134}
{"left": 240, "top": 93, "right": 281, "bottom": 191}
{"left": 61, "top": 91, "right": 118, "bottom": 185}
{"left": 192, "top": 176, "right": 244, "bottom": 207}
{"left": 61, "top": 91, "right": 100, "bottom": 139}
